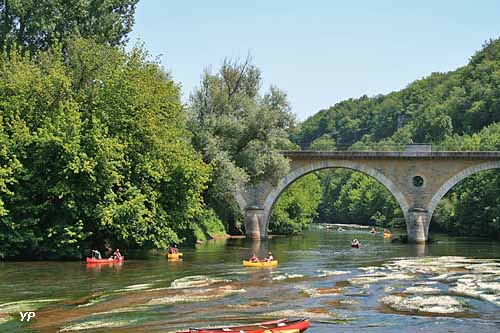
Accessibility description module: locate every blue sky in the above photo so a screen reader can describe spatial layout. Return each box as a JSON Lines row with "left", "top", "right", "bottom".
{"left": 128, "top": 0, "right": 500, "bottom": 120}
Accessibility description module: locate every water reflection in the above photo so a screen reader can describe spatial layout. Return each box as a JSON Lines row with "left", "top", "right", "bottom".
{"left": 249, "top": 240, "right": 270, "bottom": 259}
{"left": 407, "top": 243, "right": 428, "bottom": 257}
{"left": 167, "top": 258, "right": 183, "bottom": 264}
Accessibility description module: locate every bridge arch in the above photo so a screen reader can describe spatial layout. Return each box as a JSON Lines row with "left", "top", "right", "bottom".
{"left": 242, "top": 149, "right": 500, "bottom": 242}
{"left": 261, "top": 160, "right": 410, "bottom": 234}
{"left": 234, "top": 191, "right": 248, "bottom": 212}
{"left": 428, "top": 161, "right": 500, "bottom": 216}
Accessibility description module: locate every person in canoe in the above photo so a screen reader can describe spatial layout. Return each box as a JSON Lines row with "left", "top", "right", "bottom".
{"left": 370, "top": 227, "right": 376, "bottom": 234}
{"left": 337, "top": 227, "right": 344, "bottom": 232}
{"left": 351, "top": 239, "right": 360, "bottom": 247}
{"left": 264, "top": 251, "right": 274, "bottom": 262}
{"left": 91, "top": 249, "right": 102, "bottom": 259}
{"left": 383, "top": 228, "right": 391, "bottom": 234}
{"left": 167, "top": 245, "right": 179, "bottom": 254}
{"left": 111, "top": 248, "right": 122, "bottom": 259}
{"left": 249, "top": 253, "right": 259, "bottom": 262}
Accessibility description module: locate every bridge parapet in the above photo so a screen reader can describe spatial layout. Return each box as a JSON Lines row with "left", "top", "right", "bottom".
{"left": 282, "top": 150, "right": 500, "bottom": 160}
{"left": 405, "top": 143, "right": 432, "bottom": 152}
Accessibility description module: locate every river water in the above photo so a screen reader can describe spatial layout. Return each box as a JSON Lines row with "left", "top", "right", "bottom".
{"left": 1, "top": 226, "right": 499, "bottom": 332}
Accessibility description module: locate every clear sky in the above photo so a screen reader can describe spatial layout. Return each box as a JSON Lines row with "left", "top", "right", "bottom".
{"left": 128, "top": 0, "right": 500, "bottom": 120}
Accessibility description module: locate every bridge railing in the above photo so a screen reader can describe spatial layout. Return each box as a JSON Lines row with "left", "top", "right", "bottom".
{"left": 293, "top": 142, "right": 409, "bottom": 152}
{"left": 287, "top": 142, "right": 500, "bottom": 152}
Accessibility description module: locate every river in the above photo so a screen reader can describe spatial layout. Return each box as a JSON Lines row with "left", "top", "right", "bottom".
{"left": 0, "top": 226, "right": 499, "bottom": 332}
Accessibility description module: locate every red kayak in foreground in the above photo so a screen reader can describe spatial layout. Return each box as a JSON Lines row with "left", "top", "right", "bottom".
{"left": 86, "top": 257, "right": 124, "bottom": 264}
{"left": 177, "top": 318, "right": 310, "bottom": 333}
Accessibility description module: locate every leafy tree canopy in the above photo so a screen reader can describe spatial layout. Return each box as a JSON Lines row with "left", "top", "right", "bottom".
{"left": 188, "top": 56, "right": 297, "bottom": 233}
{"left": 0, "top": 0, "right": 138, "bottom": 54}
{"left": 0, "top": 39, "right": 209, "bottom": 258}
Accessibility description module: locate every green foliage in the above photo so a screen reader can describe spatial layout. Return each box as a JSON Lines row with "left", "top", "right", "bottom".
{"left": 438, "top": 171, "right": 500, "bottom": 238}
{"left": 0, "top": 0, "right": 138, "bottom": 54}
{"left": 190, "top": 208, "right": 227, "bottom": 243}
{"left": 334, "top": 172, "right": 402, "bottom": 227}
{"left": 188, "top": 56, "right": 297, "bottom": 234}
{"left": 270, "top": 174, "right": 322, "bottom": 234}
{"left": 313, "top": 169, "right": 402, "bottom": 227}
{"left": 0, "top": 39, "right": 209, "bottom": 258}
{"left": 433, "top": 123, "right": 500, "bottom": 239}
{"left": 309, "top": 134, "right": 336, "bottom": 150}
{"left": 314, "top": 169, "right": 351, "bottom": 223}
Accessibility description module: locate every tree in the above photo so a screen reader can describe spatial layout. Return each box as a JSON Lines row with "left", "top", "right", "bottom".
{"left": 309, "top": 134, "right": 336, "bottom": 150}
{"left": 188, "top": 56, "right": 297, "bottom": 233}
{"left": 0, "top": 0, "right": 138, "bottom": 54}
{"left": 334, "top": 172, "right": 402, "bottom": 226}
{"left": 433, "top": 122, "right": 500, "bottom": 239}
{"left": 270, "top": 174, "right": 322, "bottom": 234}
{"left": 0, "top": 116, "right": 21, "bottom": 258}
{"left": 0, "top": 39, "right": 210, "bottom": 258}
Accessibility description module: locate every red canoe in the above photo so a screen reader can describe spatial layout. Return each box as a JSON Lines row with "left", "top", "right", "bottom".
{"left": 177, "top": 318, "right": 310, "bottom": 333}
{"left": 351, "top": 243, "right": 360, "bottom": 248}
{"left": 86, "top": 257, "right": 124, "bottom": 264}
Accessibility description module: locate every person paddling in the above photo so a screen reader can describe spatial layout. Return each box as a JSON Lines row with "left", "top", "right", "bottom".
{"left": 370, "top": 227, "right": 376, "bottom": 234}
{"left": 111, "top": 248, "right": 122, "bottom": 259}
{"left": 167, "top": 245, "right": 179, "bottom": 254}
{"left": 249, "top": 253, "right": 259, "bottom": 262}
{"left": 264, "top": 251, "right": 274, "bottom": 262}
{"left": 91, "top": 249, "right": 102, "bottom": 259}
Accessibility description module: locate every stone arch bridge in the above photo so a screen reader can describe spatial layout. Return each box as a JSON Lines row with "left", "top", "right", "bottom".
{"left": 236, "top": 145, "right": 500, "bottom": 243}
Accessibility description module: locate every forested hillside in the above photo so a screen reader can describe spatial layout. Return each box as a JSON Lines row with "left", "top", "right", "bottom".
{"left": 291, "top": 38, "right": 500, "bottom": 238}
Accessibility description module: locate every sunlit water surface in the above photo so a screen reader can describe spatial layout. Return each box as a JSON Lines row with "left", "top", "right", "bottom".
{"left": 1, "top": 227, "right": 499, "bottom": 332}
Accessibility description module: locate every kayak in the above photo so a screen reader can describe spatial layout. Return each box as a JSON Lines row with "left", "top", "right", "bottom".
{"left": 86, "top": 257, "right": 124, "bottom": 264}
{"left": 243, "top": 260, "right": 278, "bottom": 267}
{"left": 167, "top": 252, "right": 183, "bottom": 259}
{"left": 176, "top": 318, "right": 309, "bottom": 333}
{"left": 383, "top": 233, "right": 392, "bottom": 238}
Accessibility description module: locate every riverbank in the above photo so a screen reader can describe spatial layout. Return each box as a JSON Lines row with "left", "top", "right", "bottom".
{"left": 318, "top": 223, "right": 371, "bottom": 230}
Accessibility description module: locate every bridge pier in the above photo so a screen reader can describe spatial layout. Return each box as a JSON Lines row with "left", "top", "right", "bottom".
{"left": 244, "top": 206, "right": 268, "bottom": 240}
{"left": 406, "top": 209, "right": 432, "bottom": 243}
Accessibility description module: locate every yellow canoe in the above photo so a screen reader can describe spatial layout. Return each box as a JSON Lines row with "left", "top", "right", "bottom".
{"left": 383, "top": 233, "right": 392, "bottom": 238}
{"left": 167, "top": 252, "right": 183, "bottom": 259}
{"left": 243, "top": 260, "right": 278, "bottom": 267}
